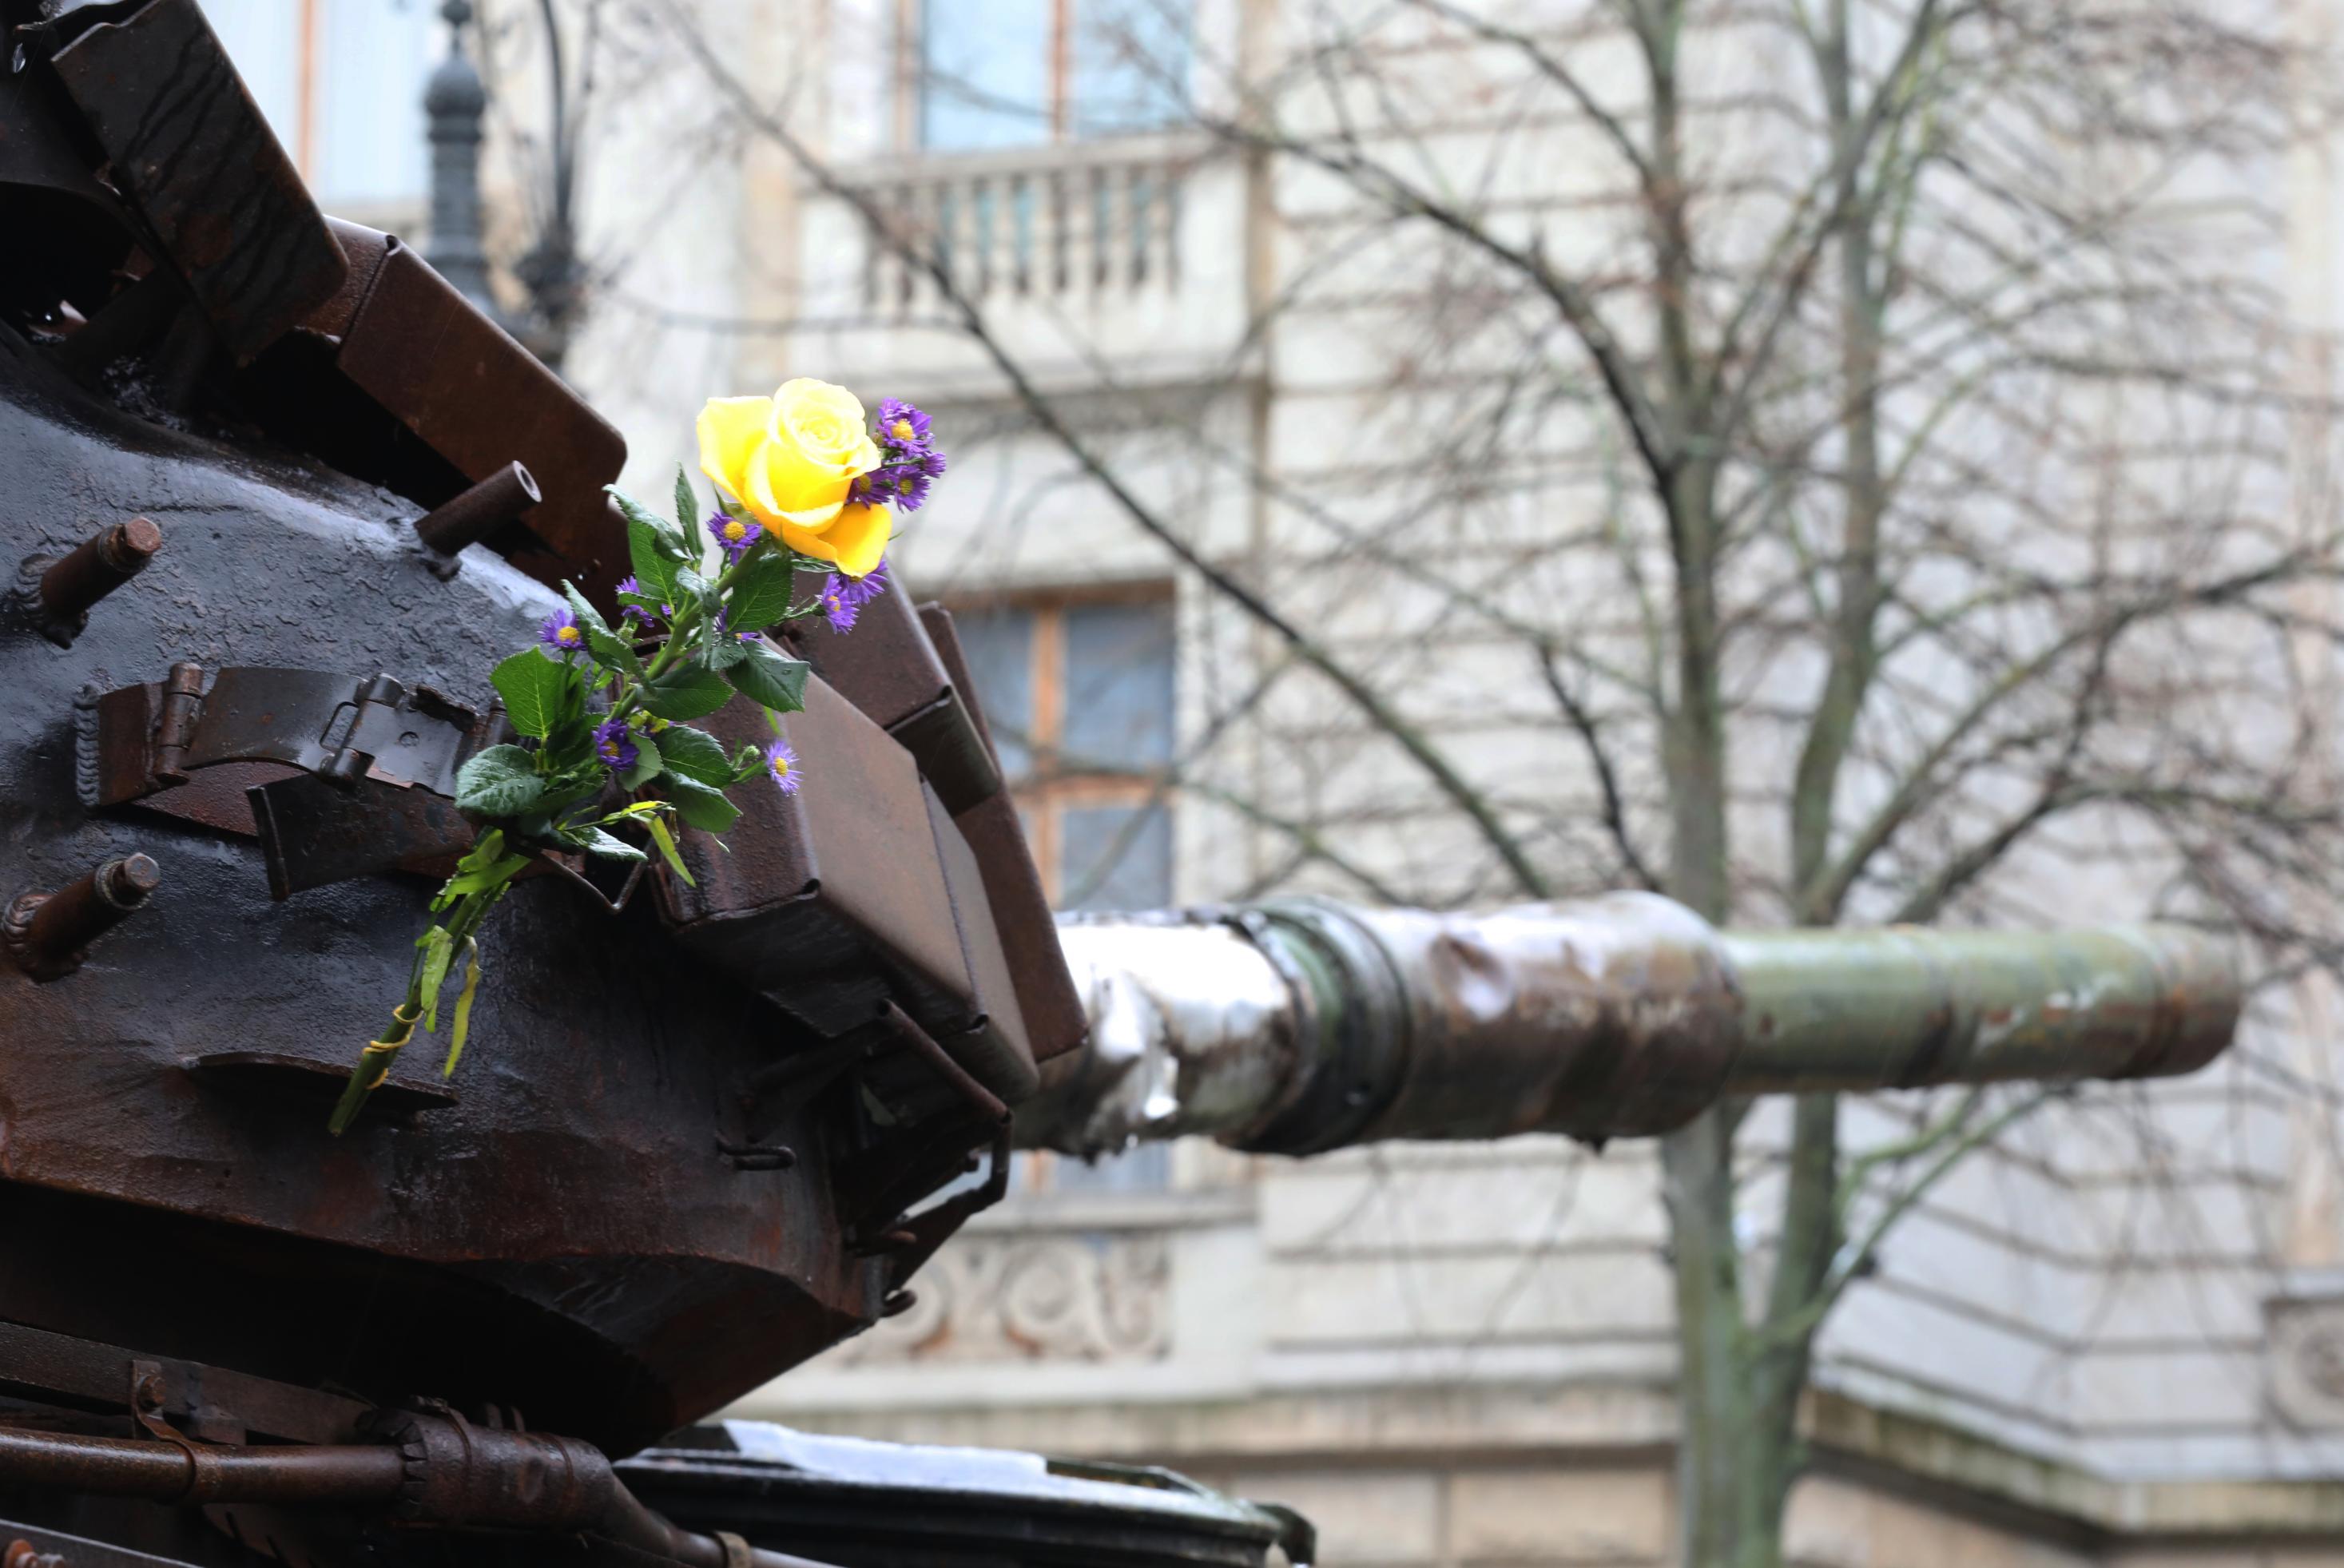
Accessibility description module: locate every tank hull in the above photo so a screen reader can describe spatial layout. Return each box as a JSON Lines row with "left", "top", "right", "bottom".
{"left": 0, "top": 334, "right": 869, "bottom": 1453}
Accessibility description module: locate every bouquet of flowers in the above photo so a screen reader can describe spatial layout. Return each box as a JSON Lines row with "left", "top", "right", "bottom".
{"left": 328, "top": 380, "right": 944, "bottom": 1133}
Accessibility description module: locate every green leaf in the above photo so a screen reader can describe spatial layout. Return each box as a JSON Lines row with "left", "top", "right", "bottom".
{"left": 609, "top": 484, "right": 693, "bottom": 562}
{"left": 443, "top": 938, "right": 483, "bottom": 1077}
{"left": 537, "top": 769, "right": 609, "bottom": 816}
{"left": 417, "top": 925, "right": 456, "bottom": 1033}
{"left": 621, "top": 731, "right": 664, "bottom": 789}
{"left": 455, "top": 745, "right": 545, "bottom": 817}
{"left": 724, "top": 554, "right": 797, "bottom": 637}
{"left": 442, "top": 851, "right": 532, "bottom": 899}
{"left": 664, "top": 774, "right": 741, "bottom": 834}
{"left": 625, "top": 510, "right": 681, "bottom": 608}
{"left": 587, "top": 620, "right": 643, "bottom": 681}
{"left": 702, "top": 629, "right": 749, "bottom": 670}
{"left": 646, "top": 813, "right": 695, "bottom": 887}
{"left": 675, "top": 465, "right": 702, "bottom": 539}
{"left": 491, "top": 650, "right": 566, "bottom": 739}
{"left": 574, "top": 825, "right": 648, "bottom": 862}
{"left": 538, "top": 715, "right": 596, "bottom": 772}
{"left": 724, "top": 643, "right": 811, "bottom": 713}
{"left": 435, "top": 830, "right": 511, "bottom": 910}
{"left": 562, "top": 582, "right": 617, "bottom": 646}
{"left": 642, "top": 663, "right": 733, "bottom": 720}
{"left": 658, "top": 725, "right": 733, "bottom": 788}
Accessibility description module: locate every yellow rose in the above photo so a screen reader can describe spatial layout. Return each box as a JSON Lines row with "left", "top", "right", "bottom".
{"left": 696, "top": 379, "right": 888, "bottom": 576}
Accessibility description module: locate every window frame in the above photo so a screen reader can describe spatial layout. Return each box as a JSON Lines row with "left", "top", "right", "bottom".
{"left": 948, "top": 582, "right": 1177, "bottom": 910}
{"left": 898, "top": 0, "right": 1191, "bottom": 153}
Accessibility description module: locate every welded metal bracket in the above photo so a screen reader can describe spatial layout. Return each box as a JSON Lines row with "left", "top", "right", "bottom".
{"left": 80, "top": 665, "right": 502, "bottom": 896}
{"left": 85, "top": 665, "right": 487, "bottom": 804}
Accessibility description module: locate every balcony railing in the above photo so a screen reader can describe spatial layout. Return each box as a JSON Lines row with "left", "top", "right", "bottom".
{"left": 844, "top": 135, "right": 1209, "bottom": 313}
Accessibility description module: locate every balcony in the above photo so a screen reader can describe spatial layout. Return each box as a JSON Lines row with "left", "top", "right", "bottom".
{"left": 790, "top": 133, "right": 1252, "bottom": 393}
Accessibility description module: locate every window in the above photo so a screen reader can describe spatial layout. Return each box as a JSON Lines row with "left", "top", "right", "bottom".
{"left": 913, "top": 0, "right": 1194, "bottom": 152}
{"left": 952, "top": 593, "right": 1175, "bottom": 913}
{"left": 207, "top": 0, "right": 436, "bottom": 211}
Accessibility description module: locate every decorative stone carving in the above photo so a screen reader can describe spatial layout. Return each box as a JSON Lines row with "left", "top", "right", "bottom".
{"left": 837, "top": 1233, "right": 1172, "bottom": 1364}
{"left": 2266, "top": 1292, "right": 2344, "bottom": 1428}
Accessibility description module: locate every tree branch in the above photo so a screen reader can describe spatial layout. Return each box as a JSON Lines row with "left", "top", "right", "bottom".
{"left": 659, "top": 3, "right": 1555, "bottom": 898}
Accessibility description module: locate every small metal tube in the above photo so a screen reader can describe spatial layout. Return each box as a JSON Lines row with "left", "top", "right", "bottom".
{"left": 414, "top": 461, "right": 542, "bottom": 560}
{"left": 6, "top": 855, "right": 160, "bottom": 981}
{"left": 0, "top": 1416, "right": 846, "bottom": 1568}
{"left": 32, "top": 516, "right": 161, "bottom": 641}
{"left": 0, "top": 1427, "right": 407, "bottom": 1506}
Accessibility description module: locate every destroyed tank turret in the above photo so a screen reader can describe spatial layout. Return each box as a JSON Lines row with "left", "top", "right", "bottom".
{"left": 0, "top": 7, "right": 2243, "bottom": 1568}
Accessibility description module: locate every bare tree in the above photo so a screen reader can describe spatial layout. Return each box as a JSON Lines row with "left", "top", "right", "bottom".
{"left": 542, "top": 1, "right": 2344, "bottom": 1562}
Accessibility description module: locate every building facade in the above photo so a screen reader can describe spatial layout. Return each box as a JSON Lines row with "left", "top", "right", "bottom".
{"left": 688, "top": 4, "right": 2344, "bottom": 1551}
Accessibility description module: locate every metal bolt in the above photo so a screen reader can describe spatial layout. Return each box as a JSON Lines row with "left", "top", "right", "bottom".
{"left": 850, "top": 1225, "right": 921, "bottom": 1259}
{"left": 714, "top": 1136, "right": 797, "bottom": 1173}
{"left": 22, "top": 517, "right": 161, "bottom": 645}
{"left": 414, "top": 462, "right": 541, "bottom": 568}
{"left": 5, "top": 854, "right": 160, "bottom": 982}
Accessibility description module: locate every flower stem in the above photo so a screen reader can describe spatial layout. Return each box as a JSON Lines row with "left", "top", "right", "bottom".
{"left": 328, "top": 862, "right": 521, "bottom": 1134}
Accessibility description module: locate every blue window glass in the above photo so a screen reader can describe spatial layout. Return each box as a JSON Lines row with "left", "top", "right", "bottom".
{"left": 1062, "top": 601, "right": 1174, "bottom": 771}
{"left": 948, "top": 594, "right": 1174, "bottom": 915}
{"left": 920, "top": 0, "right": 1052, "bottom": 150}
{"left": 1071, "top": 0, "right": 1192, "bottom": 137}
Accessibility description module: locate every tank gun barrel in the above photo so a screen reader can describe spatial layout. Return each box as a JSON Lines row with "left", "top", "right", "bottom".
{"left": 1020, "top": 892, "right": 2240, "bottom": 1157}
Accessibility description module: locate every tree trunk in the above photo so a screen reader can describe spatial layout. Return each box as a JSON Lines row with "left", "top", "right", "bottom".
{"left": 1656, "top": 445, "right": 1755, "bottom": 1565}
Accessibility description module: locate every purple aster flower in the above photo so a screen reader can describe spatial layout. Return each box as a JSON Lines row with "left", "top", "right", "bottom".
{"left": 708, "top": 510, "right": 758, "bottom": 563}
{"left": 852, "top": 455, "right": 941, "bottom": 513}
{"left": 592, "top": 717, "right": 638, "bottom": 774}
{"left": 615, "top": 575, "right": 661, "bottom": 627}
{"left": 875, "top": 398, "right": 933, "bottom": 456}
{"left": 886, "top": 466, "right": 935, "bottom": 513}
{"left": 816, "top": 578, "right": 858, "bottom": 633}
{"left": 538, "top": 606, "right": 585, "bottom": 654}
{"left": 838, "top": 556, "right": 892, "bottom": 607}
{"left": 818, "top": 559, "right": 888, "bottom": 633}
{"left": 763, "top": 736, "right": 801, "bottom": 796}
